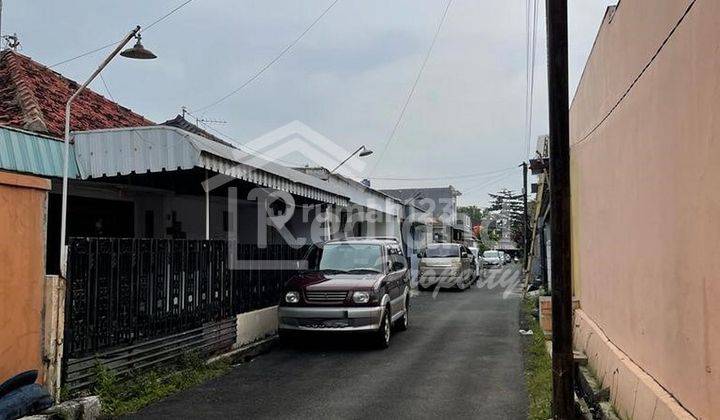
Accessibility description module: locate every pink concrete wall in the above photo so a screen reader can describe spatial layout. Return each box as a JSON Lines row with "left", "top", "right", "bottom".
{"left": 570, "top": 1, "right": 719, "bottom": 418}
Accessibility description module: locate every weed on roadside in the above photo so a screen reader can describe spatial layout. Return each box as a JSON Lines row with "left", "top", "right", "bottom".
{"left": 91, "top": 352, "right": 231, "bottom": 416}
{"left": 521, "top": 295, "right": 552, "bottom": 420}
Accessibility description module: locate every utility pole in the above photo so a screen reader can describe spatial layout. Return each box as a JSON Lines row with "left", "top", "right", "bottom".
{"left": 545, "top": 0, "right": 574, "bottom": 418}
{"left": 522, "top": 161, "right": 529, "bottom": 264}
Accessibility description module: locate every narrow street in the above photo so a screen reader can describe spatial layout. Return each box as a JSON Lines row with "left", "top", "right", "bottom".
{"left": 131, "top": 265, "right": 527, "bottom": 419}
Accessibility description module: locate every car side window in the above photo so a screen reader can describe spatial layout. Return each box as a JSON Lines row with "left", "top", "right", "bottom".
{"left": 388, "top": 246, "right": 406, "bottom": 271}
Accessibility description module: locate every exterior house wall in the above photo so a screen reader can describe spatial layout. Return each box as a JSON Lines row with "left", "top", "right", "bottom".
{"left": 60, "top": 181, "right": 264, "bottom": 243}
{"left": 569, "top": 1, "right": 719, "bottom": 418}
{"left": 0, "top": 171, "right": 50, "bottom": 384}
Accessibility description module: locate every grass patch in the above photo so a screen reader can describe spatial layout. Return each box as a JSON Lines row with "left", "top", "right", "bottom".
{"left": 91, "top": 352, "right": 231, "bottom": 416}
{"left": 521, "top": 295, "right": 552, "bottom": 420}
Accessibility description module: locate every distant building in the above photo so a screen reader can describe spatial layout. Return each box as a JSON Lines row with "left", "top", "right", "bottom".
{"left": 381, "top": 186, "right": 474, "bottom": 246}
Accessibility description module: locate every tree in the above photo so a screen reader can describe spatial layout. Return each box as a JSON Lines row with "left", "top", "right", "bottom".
{"left": 457, "top": 205, "right": 486, "bottom": 226}
{"left": 486, "top": 189, "right": 527, "bottom": 249}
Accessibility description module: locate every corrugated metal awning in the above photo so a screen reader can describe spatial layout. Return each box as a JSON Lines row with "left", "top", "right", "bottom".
{"left": 72, "top": 126, "right": 349, "bottom": 206}
{"left": 0, "top": 125, "right": 80, "bottom": 178}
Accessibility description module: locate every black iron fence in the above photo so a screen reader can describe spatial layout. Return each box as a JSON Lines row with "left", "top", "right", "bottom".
{"left": 63, "top": 238, "right": 308, "bottom": 390}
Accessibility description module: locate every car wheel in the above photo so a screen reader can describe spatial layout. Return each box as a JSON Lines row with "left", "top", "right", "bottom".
{"left": 374, "top": 305, "right": 392, "bottom": 349}
{"left": 396, "top": 297, "right": 409, "bottom": 331}
{"left": 455, "top": 275, "right": 469, "bottom": 291}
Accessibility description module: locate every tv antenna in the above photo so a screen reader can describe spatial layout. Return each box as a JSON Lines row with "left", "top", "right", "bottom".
{"left": 180, "top": 106, "right": 227, "bottom": 128}
{"left": 2, "top": 33, "right": 20, "bottom": 51}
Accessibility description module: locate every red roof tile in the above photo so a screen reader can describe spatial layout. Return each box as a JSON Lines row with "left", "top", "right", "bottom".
{"left": 0, "top": 50, "right": 154, "bottom": 138}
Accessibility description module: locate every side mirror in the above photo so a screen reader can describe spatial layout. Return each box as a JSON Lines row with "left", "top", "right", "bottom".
{"left": 461, "top": 252, "right": 468, "bottom": 258}
{"left": 417, "top": 252, "right": 423, "bottom": 258}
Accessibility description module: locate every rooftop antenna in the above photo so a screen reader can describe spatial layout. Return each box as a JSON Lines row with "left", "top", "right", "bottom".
{"left": 195, "top": 116, "right": 227, "bottom": 128}
{"left": 196, "top": 117, "right": 227, "bottom": 125}
{"left": 2, "top": 33, "right": 20, "bottom": 51}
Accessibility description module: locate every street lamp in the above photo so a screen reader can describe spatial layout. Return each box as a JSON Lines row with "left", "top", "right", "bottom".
{"left": 59, "top": 25, "right": 156, "bottom": 277}
{"left": 330, "top": 145, "right": 373, "bottom": 174}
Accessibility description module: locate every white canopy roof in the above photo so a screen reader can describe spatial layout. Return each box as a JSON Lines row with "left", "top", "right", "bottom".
{"left": 72, "top": 126, "right": 349, "bottom": 206}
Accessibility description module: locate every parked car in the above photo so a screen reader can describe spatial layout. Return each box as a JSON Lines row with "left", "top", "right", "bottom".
{"left": 278, "top": 237, "right": 410, "bottom": 348}
{"left": 482, "top": 250, "right": 503, "bottom": 267}
{"left": 417, "top": 243, "right": 476, "bottom": 290}
{"left": 468, "top": 246, "right": 481, "bottom": 278}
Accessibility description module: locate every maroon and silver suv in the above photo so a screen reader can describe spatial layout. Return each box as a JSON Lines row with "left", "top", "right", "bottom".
{"left": 278, "top": 237, "right": 410, "bottom": 348}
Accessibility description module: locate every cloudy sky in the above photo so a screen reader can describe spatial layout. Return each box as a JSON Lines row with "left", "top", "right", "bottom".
{"left": 4, "top": 0, "right": 611, "bottom": 205}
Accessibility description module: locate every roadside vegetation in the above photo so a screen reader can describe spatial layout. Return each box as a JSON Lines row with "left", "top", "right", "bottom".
{"left": 521, "top": 295, "right": 552, "bottom": 419}
{"left": 90, "top": 352, "right": 230, "bottom": 416}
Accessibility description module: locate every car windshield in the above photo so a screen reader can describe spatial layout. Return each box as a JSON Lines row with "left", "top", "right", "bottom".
{"left": 425, "top": 244, "right": 460, "bottom": 258}
{"left": 318, "top": 243, "right": 383, "bottom": 273}
{"left": 483, "top": 251, "right": 500, "bottom": 258}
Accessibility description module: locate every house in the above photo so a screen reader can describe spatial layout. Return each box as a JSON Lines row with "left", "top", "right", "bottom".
{"left": 0, "top": 50, "right": 355, "bottom": 394}
{"left": 0, "top": 50, "right": 351, "bottom": 271}
{"left": 296, "top": 167, "right": 433, "bottom": 273}
{"left": 380, "top": 186, "right": 473, "bottom": 246}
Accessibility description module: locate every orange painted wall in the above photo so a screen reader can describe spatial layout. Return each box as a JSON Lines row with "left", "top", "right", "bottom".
{"left": 0, "top": 171, "right": 50, "bottom": 383}
{"left": 570, "top": 1, "right": 720, "bottom": 418}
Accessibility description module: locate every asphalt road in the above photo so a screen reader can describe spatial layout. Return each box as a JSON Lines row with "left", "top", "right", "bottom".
{"left": 131, "top": 265, "right": 527, "bottom": 419}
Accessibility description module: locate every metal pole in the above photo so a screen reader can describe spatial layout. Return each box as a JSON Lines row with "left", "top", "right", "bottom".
{"left": 330, "top": 145, "right": 363, "bottom": 173}
{"left": 0, "top": 0, "right": 4, "bottom": 41}
{"left": 522, "top": 161, "right": 529, "bottom": 264}
{"left": 205, "top": 169, "right": 210, "bottom": 240}
{"left": 59, "top": 26, "right": 140, "bottom": 277}
{"left": 545, "top": 0, "right": 574, "bottom": 418}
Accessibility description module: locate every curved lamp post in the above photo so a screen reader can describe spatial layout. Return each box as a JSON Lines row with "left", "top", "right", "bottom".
{"left": 59, "top": 26, "right": 156, "bottom": 276}
{"left": 329, "top": 145, "right": 373, "bottom": 174}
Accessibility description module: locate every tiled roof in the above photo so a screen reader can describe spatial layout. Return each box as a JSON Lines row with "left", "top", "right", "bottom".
{"left": 0, "top": 50, "right": 154, "bottom": 138}
{"left": 161, "top": 115, "right": 235, "bottom": 147}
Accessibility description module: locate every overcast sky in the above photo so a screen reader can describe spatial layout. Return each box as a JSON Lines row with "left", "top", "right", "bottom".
{"left": 4, "top": 0, "right": 611, "bottom": 206}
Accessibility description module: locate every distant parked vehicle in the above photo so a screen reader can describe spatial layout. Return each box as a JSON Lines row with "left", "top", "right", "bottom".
{"left": 278, "top": 237, "right": 410, "bottom": 349}
{"left": 482, "top": 250, "right": 503, "bottom": 267}
{"left": 417, "top": 243, "right": 475, "bottom": 290}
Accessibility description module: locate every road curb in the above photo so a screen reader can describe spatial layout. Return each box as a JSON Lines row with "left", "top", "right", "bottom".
{"left": 207, "top": 336, "right": 278, "bottom": 365}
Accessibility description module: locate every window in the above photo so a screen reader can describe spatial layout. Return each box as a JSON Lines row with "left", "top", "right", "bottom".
{"left": 319, "top": 243, "right": 384, "bottom": 273}
{"left": 425, "top": 244, "right": 460, "bottom": 258}
{"left": 387, "top": 246, "right": 406, "bottom": 271}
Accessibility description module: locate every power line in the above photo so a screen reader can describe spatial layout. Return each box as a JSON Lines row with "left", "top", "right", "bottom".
{"left": 526, "top": 0, "right": 539, "bottom": 159}
{"left": 141, "top": 0, "right": 195, "bottom": 33}
{"left": 49, "top": 41, "right": 120, "bottom": 68}
{"left": 48, "top": 0, "right": 196, "bottom": 68}
{"left": 575, "top": 0, "right": 697, "bottom": 147}
{"left": 461, "top": 170, "right": 518, "bottom": 195}
{"left": 368, "top": 0, "right": 453, "bottom": 175}
{"left": 369, "top": 166, "right": 516, "bottom": 181}
{"left": 191, "top": 0, "right": 341, "bottom": 113}
{"left": 522, "top": 0, "right": 540, "bottom": 160}
{"left": 98, "top": 73, "right": 115, "bottom": 102}
{"left": 183, "top": 109, "right": 311, "bottom": 167}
